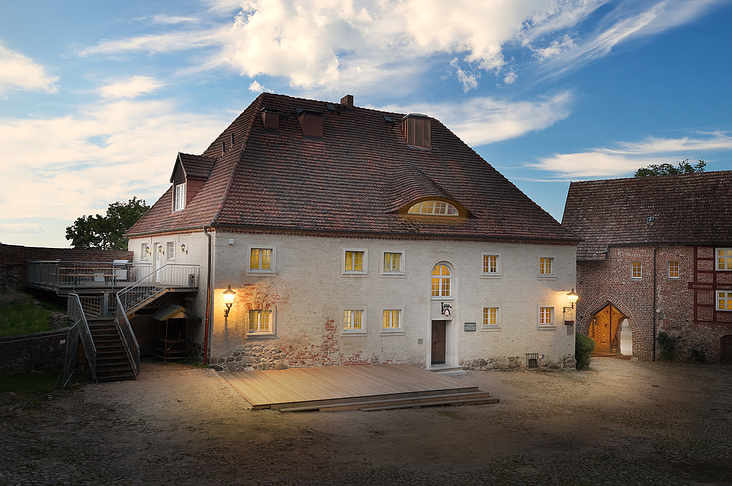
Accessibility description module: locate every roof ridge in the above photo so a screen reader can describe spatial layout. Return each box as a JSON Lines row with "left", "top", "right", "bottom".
{"left": 210, "top": 93, "right": 264, "bottom": 226}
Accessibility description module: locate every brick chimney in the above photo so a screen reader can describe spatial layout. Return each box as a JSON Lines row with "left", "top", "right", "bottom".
{"left": 260, "top": 107, "right": 279, "bottom": 132}
{"left": 340, "top": 95, "right": 354, "bottom": 108}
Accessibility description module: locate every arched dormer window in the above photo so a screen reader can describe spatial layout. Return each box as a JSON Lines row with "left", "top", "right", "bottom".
{"left": 408, "top": 200, "right": 459, "bottom": 216}
{"left": 432, "top": 264, "right": 451, "bottom": 297}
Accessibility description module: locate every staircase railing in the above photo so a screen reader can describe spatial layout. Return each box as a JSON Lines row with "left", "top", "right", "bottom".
{"left": 115, "top": 294, "right": 140, "bottom": 376}
{"left": 68, "top": 293, "right": 97, "bottom": 383}
{"left": 117, "top": 264, "right": 200, "bottom": 315}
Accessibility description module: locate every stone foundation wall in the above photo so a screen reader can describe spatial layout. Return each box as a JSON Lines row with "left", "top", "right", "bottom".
{"left": 460, "top": 354, "right": 577, "bottom": 372}
{"left": 0, "top": 327, "right": 73, "bottom": 376}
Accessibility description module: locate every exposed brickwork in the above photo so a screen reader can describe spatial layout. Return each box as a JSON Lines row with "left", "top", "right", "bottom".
{"left": 577, "top": 244, "right": 732, "bottom": 362}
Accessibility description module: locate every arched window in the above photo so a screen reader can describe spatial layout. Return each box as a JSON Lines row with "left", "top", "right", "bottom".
{"left": 432, "top": 264, "right": 451, "bottom": 297}
{"left": 408, "top": 200, "right": 459, "bottom": 216}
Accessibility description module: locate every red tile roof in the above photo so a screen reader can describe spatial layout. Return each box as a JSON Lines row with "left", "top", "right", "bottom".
{"left": 562, "top": 171, "right": 732, "bottom": 260}
{"left": 127, "top": 93, "right": 579, "bottom": 244}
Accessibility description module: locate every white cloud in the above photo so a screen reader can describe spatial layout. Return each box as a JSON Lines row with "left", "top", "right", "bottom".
{"left": 0, "top": 223, "right": 45, "bottom": 235}
{"left": 531, "top": 132, "right": 732, "bottom": 177}
{"left": 0, "top": 43, "right": 59, "bottom": 94}
{"left": 98, "top": 76, "right": 166, "bottom": 99}
{"left": 0, "top": 99, "right": 228, "bottom": 222}
{"left": 248, "top": 80, "right": 271, "bottom": 93}
{"left": 380, "top": 91, "right": 574, "bottom": 147}
{"left": 152, "top": 15, "right": 199, "bottom": 24}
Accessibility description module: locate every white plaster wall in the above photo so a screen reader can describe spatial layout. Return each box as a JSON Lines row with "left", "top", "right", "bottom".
{"left": 208, "top": 233, "right": 577, "bottom": 368}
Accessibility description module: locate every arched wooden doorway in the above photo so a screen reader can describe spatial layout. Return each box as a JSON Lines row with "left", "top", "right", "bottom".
{"left": 590, "top": 304, "right": 625, "bottom": 355}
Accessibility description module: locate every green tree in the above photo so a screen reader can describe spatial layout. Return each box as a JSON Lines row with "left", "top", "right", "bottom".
{"left": 66, "top": 197, "right": 150, "bottom": 250}
{"left": 634, "top": 159, "right": 705, "bottom": 177}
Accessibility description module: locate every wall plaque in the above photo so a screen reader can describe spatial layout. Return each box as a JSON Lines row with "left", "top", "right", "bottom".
{"left": 464, "top": 322, "right": 476, "bottom": 332}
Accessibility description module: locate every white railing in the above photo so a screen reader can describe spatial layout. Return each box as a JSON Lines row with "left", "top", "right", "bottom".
{"left": 115, "top": 294, "right": 140, "bottom": 376}
{"left": 117, "top": 264, "right": 200, "bottom": 314}
{"left": 68, "top": 293, "right": 97, "bottom": 383}
{"left": 27, "top": 261, "right": 152, "bottom": 290}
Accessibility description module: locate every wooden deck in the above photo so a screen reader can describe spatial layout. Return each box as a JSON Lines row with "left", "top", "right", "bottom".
{"left": 222, "top": 364, "right": 498, "bottom": 412}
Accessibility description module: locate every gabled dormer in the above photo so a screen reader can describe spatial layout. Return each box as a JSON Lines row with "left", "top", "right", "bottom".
{"left": 170, "top": 152, "right": 216, "bottom": 213}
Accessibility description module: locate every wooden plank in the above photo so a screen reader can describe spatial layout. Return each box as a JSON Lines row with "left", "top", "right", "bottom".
{"left": 222, "top": 364, "right": 484, "bottom": 410}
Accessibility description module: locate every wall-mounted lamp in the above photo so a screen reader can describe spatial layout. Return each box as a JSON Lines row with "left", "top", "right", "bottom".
{"left": 180, "top": 244, "right": 188, "bottom": 254}
{"left": 145, "top": 245, "right": 152, "bottom": 256}
{"left": 563, "top": 288, "right": 579, "bottom": 325}
{"left": 223, "top": 285, "right": 236, "bottom": 318}
{"left": 158, "top": 245, "right": 164, "bottom": 255}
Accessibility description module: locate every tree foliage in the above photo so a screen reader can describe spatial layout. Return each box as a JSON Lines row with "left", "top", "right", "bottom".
{"left": 65, "top": 197, "right": 150, "bottom": 250}
{"left": 634, "top": 159, "right": 706, "bottom": 177}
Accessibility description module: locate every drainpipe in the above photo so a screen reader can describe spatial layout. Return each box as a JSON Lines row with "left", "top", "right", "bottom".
{"left": 203, "top": 227, "right": 212, "bottom": 365}
{"left": 652, "top": 245, "right": 657, "bottom": 361}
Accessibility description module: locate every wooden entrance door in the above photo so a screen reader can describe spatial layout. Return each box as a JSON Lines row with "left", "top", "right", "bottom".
{"left": 722, "top": 335, "right": 732, "bottom": 364}
{"left": 431, "top": 321, "right": 446, "bottom": 364}
{"left": 591, "top": 304, "right": 624, "bottom": 354}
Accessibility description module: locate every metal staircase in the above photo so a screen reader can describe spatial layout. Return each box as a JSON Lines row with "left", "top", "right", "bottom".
{"left": 67, "top": 264, "right": 200, "bottom": 383}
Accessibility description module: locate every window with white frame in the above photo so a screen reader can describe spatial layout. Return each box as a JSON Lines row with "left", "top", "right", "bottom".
{"left": 717, "top": 248, "right": 732, "bottom": 271}
{"left": 248, "top": 310, "right": 273, "bottom": 334}
{"left": 141, "top": 243, "right": 149, "bottom": 261}
{"left": 482, "top": 307, "right": 500, "bottom": 328}
{"left": 382, "top": 251, "right": 404, "bottom": 275}
{"left": 717, "top": 290, "right": 732, "bottom": 311}
{"left": 632, "top": 261, "right": 642, "bottom": 279}
{"left": 343, "top": 310, "right": 365, "bottom": 333}
{"left": 382, "top": 309, "right": 401, "bottom": 331}
{"left": 431, "top": 264, "right": 451, "bottom": 297}
{"left": 668, "top": 261, "right": 679, "bottom": 279}
{"left": 482, "top": 254, "right": 500, "bottom": 276}
{"left": 407, "top": 200, "right": 458, "bottom": 216}
{"left": 344, "top": 250, "right": 367, "bottom": 274}
{"left": 539, "top": 306, "right": 554, "bottom": 327}
{"left": 166, "top": 241, "right": 175, "bottom": 260}
{"left": 249, "top": 247, "right": 274, "bottom": 273}
{"left": 174, "top": 183, "right": 186, "bottom": 212}
{"left": 539, "top": 257, "right": 554, "bottom": 277}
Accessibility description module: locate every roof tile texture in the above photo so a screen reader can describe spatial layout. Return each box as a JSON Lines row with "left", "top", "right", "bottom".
{"left": 128, "top": 93, "right": 578, "bottom": 243}
{"left": 562, "top": 171, "right": 732, "bottom": 260}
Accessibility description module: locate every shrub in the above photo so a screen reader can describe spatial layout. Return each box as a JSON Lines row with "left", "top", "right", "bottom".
{"left": 575, "top": 332, "right": 595, "bottom": 370}
{"left": 656, "top": 331, "right": 680, "bottom": 361}
{"left": 687, "top": 348, "right": 707, "bottom": 363}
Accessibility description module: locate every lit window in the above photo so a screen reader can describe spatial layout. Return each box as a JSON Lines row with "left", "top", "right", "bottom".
{"left": 382, "top": 309, "right": 401, "bottom": 330}
{"left": 717, "top": 248, "right": 732, "bottom": 271}
{"left": 539, "top": 307, "right": 554, "bottom": 327}
{"left": 407, "top": 200, "right": 459, "bottom": 216}
{"left": 539, "top": 257, "right": 553, "bottom": 276}
{"left": 483, "top": 254, "right": 499, "bottom": 275}
{"left": 668, "top": 261, "right": 679, "bottom": 279}
{"left": 632, "top": 262, "right": 642, "bottom": 279}
{"left": 345, "top": 250, "right": 365, "bottom": 273}
{"left": 250, "top": 248, "right": 272, "bottom": 271}
{"left": 166, "top": 242, "right": 175, "bottom": 260}
{"left": 174, "top": 183, "right": 186, "bottom": 212}
{"left": 483, "top": 307, "right": 499, "bottom": 327}
{"left": 431, "top": 264, "right": 451, "bottom": 297}
{"left": 718, "top": 291, "right": 732, "bottom": 311}
{"left": 343, "top": 310, "right": 364, "bottom": 332}
{"left": 404, "top": 115, "right": 431, "bottom": 148}
{"left": 249, "top": 310, "right": 272, "bottom": 334}
{"left": 383, "top": 252, "right": 402, "bottom": 273}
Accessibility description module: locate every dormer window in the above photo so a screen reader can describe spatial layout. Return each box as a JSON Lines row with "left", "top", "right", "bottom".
{"left": 408, "top": 200, "right": 459, "bottom": 216}
{"left": 403, "top": 113, "right": 431, "bottom": 149}
{"left": 174, "top": 183, "right": 186, "bottom": 212}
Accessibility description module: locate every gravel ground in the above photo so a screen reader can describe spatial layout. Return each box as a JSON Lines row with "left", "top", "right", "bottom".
{"left": 2, "top": 357, "right": 732, "bottom": 486}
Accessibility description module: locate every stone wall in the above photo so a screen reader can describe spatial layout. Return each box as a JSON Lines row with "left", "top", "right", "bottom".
{"left": 0, "top": 243, "right": 133, "bottom": 292}
{"left": 0, "top": 327, "right": 74, "bottom": 376}
{"left": 460, "top": 354, "right": 577, "bottom": 372}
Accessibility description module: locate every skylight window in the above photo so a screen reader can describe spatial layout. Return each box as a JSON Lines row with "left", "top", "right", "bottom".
{"left": 408, "top": 200, "right": 459, "bottom": 216}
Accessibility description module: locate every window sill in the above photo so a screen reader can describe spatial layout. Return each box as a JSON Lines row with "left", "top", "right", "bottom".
{"left": 247, "top": 270, "right": 275, "bottom": 277}
{"left": 481, "top": 326, "right": 502, "bottom": 332}
{"left": 246, "top": 333, "right": 277, "bottom": 339}
{"left": 342, "top": 331, "right": 367, "bottom": 336}
{"left": 380, "top": 330, "right": 404, "bottom": 335}
{"left": 481, "top": 274, "right": 502, "bottom": 279}
{"left": 431, "top": 296, "right": 454, "bottom": 301}
{"left": 380, "top": 272, "right": 406, "bottom": 278}
{"left": 538, "top": 275, "right": 556, "bottom": 280}
{"left": 537, "top": 326, "right": 556, "bottom": 331}
{"left": 342, "top": 272, "right": 368, "bottom": 278}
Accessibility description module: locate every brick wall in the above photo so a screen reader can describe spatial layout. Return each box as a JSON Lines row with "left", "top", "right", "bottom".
{"left": 577, "top": 244, "right": 732, "bottom": 362}
{"left": 0, "top": 243, "right": 133, "bottom": 291}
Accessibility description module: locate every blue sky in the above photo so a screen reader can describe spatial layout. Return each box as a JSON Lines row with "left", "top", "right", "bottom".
{"left": 1, "top": 0, "right": 731, "bottom": 248}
